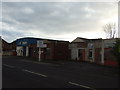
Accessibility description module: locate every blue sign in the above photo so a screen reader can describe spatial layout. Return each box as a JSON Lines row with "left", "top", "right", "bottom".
{"left": 16, "top": 38, "right": 38, "bottom": 46}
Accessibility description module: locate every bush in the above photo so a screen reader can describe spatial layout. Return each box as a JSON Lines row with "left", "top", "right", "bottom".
{"left": 112, "top": 38, "right": 120, "bottom": 64}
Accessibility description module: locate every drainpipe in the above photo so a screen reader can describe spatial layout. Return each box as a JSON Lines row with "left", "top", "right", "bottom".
{"left": 101, "top": 39, "right": 104, "bottom": 64}
{"left": 92, "top": 44, "right": 95, "bottom": 62}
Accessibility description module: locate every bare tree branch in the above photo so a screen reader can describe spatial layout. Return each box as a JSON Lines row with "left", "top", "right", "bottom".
{"left": 103, "top": 23, "right": 117, "bottom": 39}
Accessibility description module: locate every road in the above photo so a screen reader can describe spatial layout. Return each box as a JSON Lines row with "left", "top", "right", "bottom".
{"left": 2, "top": 56, "right": 119, "bottom": 89}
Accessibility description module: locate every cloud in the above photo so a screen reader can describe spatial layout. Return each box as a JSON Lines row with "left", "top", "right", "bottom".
{"left": 2, "top": 2, "right": 118, "bottom": 42}
{"left": 22, "top": 7, "right": 34, "bottom": 14}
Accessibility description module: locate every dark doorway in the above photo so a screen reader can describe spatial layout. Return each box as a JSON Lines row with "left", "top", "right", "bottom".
{"left": 78, "top": 49, "right": 83, "bottom": 61}
{"left": 28, "top": 47, "right": 32, "bottom": 57}
{"left": 23, "top": 46, "right": 26, "bottom": 56}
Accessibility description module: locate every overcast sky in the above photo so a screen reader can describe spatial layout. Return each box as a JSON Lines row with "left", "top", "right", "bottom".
{"left": 1, "top": 1, "right": 118, "bottom": 43}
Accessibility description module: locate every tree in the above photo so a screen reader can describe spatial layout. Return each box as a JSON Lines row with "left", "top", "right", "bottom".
{"left": 112, "top": 38, "right": 120, "bottom": 64}
{"left": 103, "top": 23, "right": 117, "bottom": 39}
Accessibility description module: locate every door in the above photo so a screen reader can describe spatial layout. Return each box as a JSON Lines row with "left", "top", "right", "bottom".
{"left": 78, "top": 49, "right": 83, "bottom": 61}
{"left": 23, "top": 46, "right": 26, "bottom": 56}
{"left": 28, "top": 47, "right": 32, "bottom": 57}
{"left": 78, "top": 49, "right": 86, "bottom": 61}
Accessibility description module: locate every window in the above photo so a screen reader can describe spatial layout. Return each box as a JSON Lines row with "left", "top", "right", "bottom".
{"left": 89, "top": 50, "right": 93, "bottom": 58}
{"left": 46, "top": 48, "right": 51, "bottom": 55}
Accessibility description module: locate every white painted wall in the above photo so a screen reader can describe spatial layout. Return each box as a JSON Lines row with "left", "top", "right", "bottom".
{"left": 26, "top": 46, "right": 29, "bottom": 56}
{"left": 16, "top": 46, "right": 23, "bottom": 56}
{"left": 71, "top": 48, "right": 78, "bottom": 60}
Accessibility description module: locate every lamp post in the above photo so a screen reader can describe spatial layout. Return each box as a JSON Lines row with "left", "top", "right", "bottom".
{"left": 38, "top": 48, "right": 41, "bottom": 62}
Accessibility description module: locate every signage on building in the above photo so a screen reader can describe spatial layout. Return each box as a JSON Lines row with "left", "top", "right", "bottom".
{"left": 88, "top": 43, "right": 93, "bottom": 49}
{"left": 37, "top": 40, "right": 47, "bottom": 48}
{"left": 37, "top": 40, "right": 47, "bottom": 62}
{"left": 18, "top": 41, "right": 28, "bottom": 46}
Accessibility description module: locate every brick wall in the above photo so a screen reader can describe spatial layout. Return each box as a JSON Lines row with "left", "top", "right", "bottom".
{"left": 104, "top": 48, "right": 117, "bottom": 61}
{"left": 54, "top": 42, "right": 70, "bottom": 60}
{"left": 95, "top": 48, "right": 101, "bottom": 64}
{"left": 27, "top": 42, "right": 70, "bottom": 61}
{"left": 2, "top": 39, "right": 10, "bottom": 51}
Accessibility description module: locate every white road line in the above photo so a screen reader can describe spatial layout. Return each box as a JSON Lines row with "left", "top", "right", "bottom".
{"left": 3, "top": 64, "right": 15, "bottom": 68}
{"left": 23, "top": 69, "right": 47, "bottom": 77}
{"left": 20, "top": 60, "right": 51, "bottom": 65}
{"left": 68, "top": 82, "right": 97, "bottom": 90}
{"left": 20, "top": 60, "right": 61, "bottom": 67}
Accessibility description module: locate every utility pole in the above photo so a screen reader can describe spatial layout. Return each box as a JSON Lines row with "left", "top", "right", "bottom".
{"left": 38, "top": 48, "right": 41, "bottom": 62}
{"left": 101, "top": 39, "right": 104, "bottom": 64}
{"left": 37, "top": 40, "right": 47, "bottom": 62}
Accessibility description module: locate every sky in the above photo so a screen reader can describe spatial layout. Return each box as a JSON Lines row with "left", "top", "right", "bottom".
{"left": 1, "top": 1, "right": 118, "bottom": 43}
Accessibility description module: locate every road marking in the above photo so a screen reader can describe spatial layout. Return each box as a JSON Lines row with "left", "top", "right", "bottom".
{"left": 20, "top": 60, "right": 51, "bottom": 65}
{"left": 23, "top": 69, "right": 47, "bottom": 77}
{"left": 3, "top": 64, "right": 15, "bottom": 68}
{"left": 20, "top": 60, "right": 60, "bottom": 67}
{"left": 68, "top": 82, "right": 97, "bottom": 90}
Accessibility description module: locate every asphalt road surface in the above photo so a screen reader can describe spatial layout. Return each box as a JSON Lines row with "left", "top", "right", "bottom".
{"left": 2, "top": 56, "right": 119, "bottom": 89}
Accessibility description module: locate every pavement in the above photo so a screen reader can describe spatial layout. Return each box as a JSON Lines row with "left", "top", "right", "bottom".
{"left": 2, "top": 56, "right": 119, "bottom": 88}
